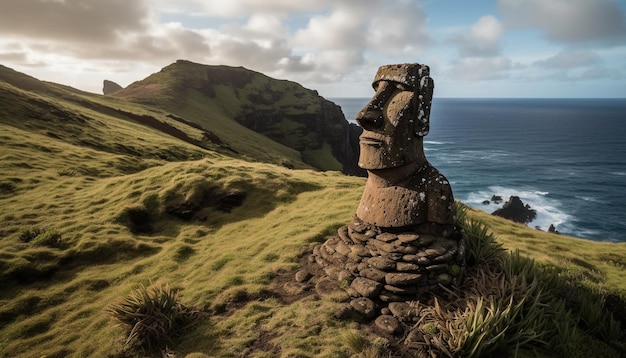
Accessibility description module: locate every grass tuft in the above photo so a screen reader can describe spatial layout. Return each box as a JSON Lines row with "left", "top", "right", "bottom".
{"left": 106, "top": 282, "right": 199, "bottom": 352}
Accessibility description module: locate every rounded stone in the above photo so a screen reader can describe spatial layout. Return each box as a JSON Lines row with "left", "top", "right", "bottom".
{"left": 295, "top": 269, "right": 312, "bottom": 283}
{"left": 337, "top": 226, "right": 353, "bottom": 244}
{"left": 368, "top": 257, "right": 396, "bottom": 271}
{"left": 384, "top": 284, "right": 418, "bottom": 295}
{"left": 335, "top": 242, "right": 352, "bottom": 257}
{"left": 397, "top": 233, "right": 420, "bottom": 244}
{"left": 424, "top": 244, "right": 447, "bottom": 257}
{"left": 337, "top": 269, "right": 354, "bottom": 283}
{"left": 405, "top": 328, "right": 425, "bottom": 345}
{"left": 417, "top": 235, "right": 435, "bottom": 246}
{"left": 350, "top": 297, "right": 377, "bottom": 319}
{"left": 334, "top": 304, "right": 354, "bottom": 319}
{"left": 349, "top": 244, "right": 370, "bottom": 257}
{"left": 396, "top": 262, "right": 421, "bottom": 272}
{"left": 388, "top": 301, "right": 412, "bottom": 318}
{"left": 364, "top": 229, "right": 378, "bottom": 238}
{"left": 379, "top": 290, "right": 408, "bottom": 303}
{"left": 351, "top": 277, "right": 383, "bottom": 298}
{"left": 359, "top": 267, "right": 387, "bottom": 282}
{"left": 315, "top": 278, "right": 342, "bottom": 297}
{"left": 385, "top": 272, "right": 423, "bottom": 286}
{"left": 377, "top": 232, "right": 398, "bottom": 242}
{"left": 283, "top": 282, "right": 308, "bottom": 296}
{"left": 374, "top": 315, "right": 403, "bottom": 335}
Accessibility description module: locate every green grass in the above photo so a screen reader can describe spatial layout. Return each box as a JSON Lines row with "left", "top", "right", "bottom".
{"left": 1, "top": 63, "right": 625, "bottom": 357}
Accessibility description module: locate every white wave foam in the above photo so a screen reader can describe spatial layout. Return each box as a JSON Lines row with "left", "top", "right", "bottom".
{"left": 424, "top": 140, "right": 451, "bottom": 145}
{"left": 611, "top": 171, "right": 626, "bottom": 176}
{"left": 464, "top": 186, "right": 571, "bottom": 232}
{"left": 575, "top": 195, "right": 600, "bottom": 203}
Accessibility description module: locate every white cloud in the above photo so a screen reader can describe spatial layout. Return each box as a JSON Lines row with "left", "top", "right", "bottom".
{"left": 367, "top": 1, "right": 430, "bottom": 54}
{"left": 471, "top": 15, "right": 503, "bottom": 46}
{"left": 294, "top": 9, "right": 366, "bottom": 51}
{"left": 447, "top": 57, "right": 515, "bottom": 81}
{"left": 451, "top": 15, "right": 504, "bottom": 57}
{"left": 498, "top": 0, "right": 626, "bottom": 44}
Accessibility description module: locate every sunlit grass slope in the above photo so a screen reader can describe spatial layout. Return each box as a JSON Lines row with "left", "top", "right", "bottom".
{"left": 0, "top": 64, "right": 625, "bottom": 357}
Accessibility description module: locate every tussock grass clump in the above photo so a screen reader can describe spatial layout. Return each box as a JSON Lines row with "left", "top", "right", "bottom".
{"left": 410, "top": 204, "right": 626, "bottom": 357}
{"left": 107, "top": 282, "right": 199, "bottom": 352}
{"left": 341, "top": 330, "right": 391, "bottom": 358}
{"left": 18, "top": 227, "right": 63, "bottom": 247}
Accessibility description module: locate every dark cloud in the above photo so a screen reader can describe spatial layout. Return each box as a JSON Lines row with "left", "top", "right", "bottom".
{"left": 0, "top": 51, "right": 28, "bottom": 62}
{"left": 0, "top": 0, "right": 150, "bottom": 43}
{"left": 498, "top": 0, "right": 626, "bottom": 44}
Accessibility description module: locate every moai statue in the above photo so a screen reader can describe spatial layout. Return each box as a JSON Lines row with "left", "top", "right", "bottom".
{"left": 355, "top": 63, "right": 456, "bottom": 233}
{"left": 310, "top": 63, "right": 465, "bottom": 334}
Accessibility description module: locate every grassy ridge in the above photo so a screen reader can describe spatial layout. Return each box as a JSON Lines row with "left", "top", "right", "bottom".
{"left": 1, "top": 64, "right": 625, "bottom": 357}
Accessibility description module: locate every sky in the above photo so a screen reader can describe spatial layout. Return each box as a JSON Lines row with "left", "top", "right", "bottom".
{"left": 1, "top": 0, "right": 625, "bottom": 98}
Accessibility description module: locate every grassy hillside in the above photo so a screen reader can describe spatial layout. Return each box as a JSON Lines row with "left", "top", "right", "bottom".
{"left": 0, "top": 64, "right": 625, "bottom": 357}
{"left": 114, "top": 60, "right": 361, "bottom": 174}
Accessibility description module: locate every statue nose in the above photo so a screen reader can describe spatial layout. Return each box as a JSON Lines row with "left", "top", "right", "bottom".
{"left": 355, "top": 109, "right": 383, "bottom": 131}
{"left": 356, "top": 82, "right": 392, "bottom": 131}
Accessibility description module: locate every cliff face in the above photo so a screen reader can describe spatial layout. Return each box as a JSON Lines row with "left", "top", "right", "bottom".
{"left": 115, "top": 60, "right": 364, "bottom": 175}
{"left": 235, "top": 85, "right": 364, "bottom": 176}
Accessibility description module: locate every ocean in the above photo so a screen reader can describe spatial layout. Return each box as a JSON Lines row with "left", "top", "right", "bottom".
{"left": 330, "top": 97, "right": 626, "bottom": 243}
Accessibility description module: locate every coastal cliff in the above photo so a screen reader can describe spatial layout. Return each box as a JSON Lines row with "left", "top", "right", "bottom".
{"left": 114, "top": 60, "right": 364, "bottom": 175}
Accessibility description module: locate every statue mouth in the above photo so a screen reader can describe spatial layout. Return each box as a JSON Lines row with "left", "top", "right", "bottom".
{"left": 359, "top": 134, "right": 384, "bottom": 146}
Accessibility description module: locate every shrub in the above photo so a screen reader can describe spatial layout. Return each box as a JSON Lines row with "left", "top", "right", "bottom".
{"left": 457, "top": 206, "right": 506, "bottom": 266}
{"left": 19, "top": 228, "right": 44, "bottom": 243}
{"left": 18, "top": 228, "right": 62, "bottom": 247}
{"left": 107, "top": 283, "right": 198, "bottom": 351}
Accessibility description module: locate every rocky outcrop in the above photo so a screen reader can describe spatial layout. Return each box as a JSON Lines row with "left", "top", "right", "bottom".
{"left": 492, "top": 196, "right": 537, "bottom": 224}
{"left": 235, "top": 86, "right": 364, "bottom": 176}
{"left": 103, "top": 80, "right": 123, "bottom": 95}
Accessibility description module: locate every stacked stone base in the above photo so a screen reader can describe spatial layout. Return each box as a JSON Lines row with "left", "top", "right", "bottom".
{"left": 311, "top": 216, "right": 466, "bottom": 333}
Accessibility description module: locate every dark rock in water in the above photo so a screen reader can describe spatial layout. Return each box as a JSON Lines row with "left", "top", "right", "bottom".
{"left": 491, "top": 195, "right": 503, "bottom": 204}
{"left": 548, "top": 224, "right": 559, "bottom": 234}
{"left": 492, "top": 196, "right": 537, "bottom": 224}
{"left": 482, "top": 200, "right": 490, "bottom": 205}
{"left": 103, "top": 80, "right": 123, "bottom": 95}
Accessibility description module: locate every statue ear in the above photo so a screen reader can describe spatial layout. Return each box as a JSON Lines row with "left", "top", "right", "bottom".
{"left": 414, "top": 74, "right": 434, "bottom": 137}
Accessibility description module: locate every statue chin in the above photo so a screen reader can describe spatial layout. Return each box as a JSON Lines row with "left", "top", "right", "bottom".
{"left": 358, "top": 147, "right": 420, "bottom": 171}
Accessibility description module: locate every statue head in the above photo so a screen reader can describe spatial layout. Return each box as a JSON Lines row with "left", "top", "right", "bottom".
{"left": 355, "top": 63, "right": 434, "bottom": 170}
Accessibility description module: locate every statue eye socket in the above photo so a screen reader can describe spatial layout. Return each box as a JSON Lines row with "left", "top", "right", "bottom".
{"left": 395, "top": 83, "right": 410, "bottom": 91}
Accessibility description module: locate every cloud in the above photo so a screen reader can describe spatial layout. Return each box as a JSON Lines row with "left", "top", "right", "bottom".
{"left": 498, "top": 0, "right": 626, "bottom": 44}
{"left": 367, "top": 1, "right": 431, "bottom": 54}
{"left": 451, "top": 15, "right": 504, "bottom": 57}
{"left": 447, "top": 57, "right": 515, "bottom": 81}
{"left": 294, "top": 8, "right": 366, "bottom": 51}
{"left": 158, "top": 0, "right": 345, "bottom": 17}
{"left": 0, "top": 0, "right": 150, "bottom": 44}
{"left": 533, "top": 49, "right": 600, "bottom": 69}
